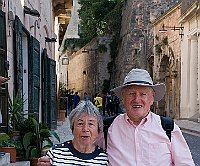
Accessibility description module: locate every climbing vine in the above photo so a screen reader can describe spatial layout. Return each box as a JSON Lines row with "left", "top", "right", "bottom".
{"left": 155, "top": 35, "right": 168, "bottom": 54}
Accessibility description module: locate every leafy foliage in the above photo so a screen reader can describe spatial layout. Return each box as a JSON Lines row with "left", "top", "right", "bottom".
{"left": 22, "top": 117, "right": 60, "bottom": 159}
{"left": 64, "top": 0, "right": 123, "bottom": 48}
{"left": 59, "top": 82, "right": 67, "bottom": 110}
{"left": 8, "top": 93, "right": 26, "bottom": 131}
{"left": 98, "top": 44, "right": 107, "bottom": 53}
{"left": 0, "top": 133, "right": 10, "bottom": 144}
{"left": 0, "top": 133, "right": 23, "bottom": 156}
{"left": 162, "top": 36, "right": 168, "bottom": 45}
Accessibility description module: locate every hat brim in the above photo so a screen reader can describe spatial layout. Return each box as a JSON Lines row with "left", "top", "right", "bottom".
{"left": 111, "top": 83, "right": 166, "bottom": 102}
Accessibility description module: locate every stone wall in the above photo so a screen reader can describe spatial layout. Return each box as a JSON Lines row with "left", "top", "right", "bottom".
{"left": 152, "top": 3, "right": 182, "bottom": 118}
{"left": 67, "top": 36, "right": 111, "bottom": 99}
{"left": 181, "top": 0, "right": 198, "bottom": 14}
{"left": 114, "top": 0, "right": 181, "bottom": 87}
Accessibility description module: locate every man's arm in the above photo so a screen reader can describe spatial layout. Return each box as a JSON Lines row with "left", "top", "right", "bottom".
{"left": 171, "top": 124, "right": 195, "bottom": 165}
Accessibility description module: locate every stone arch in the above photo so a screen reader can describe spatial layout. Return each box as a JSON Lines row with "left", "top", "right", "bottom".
{"left": 158, "top": 53, "right": 175, "bottom": 118}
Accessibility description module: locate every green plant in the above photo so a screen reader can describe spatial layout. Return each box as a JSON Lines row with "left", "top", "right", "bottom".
{"left": 98, "top": 44, "right": 107, "bottom": 53}
{"left": 22, "top": 117, "right": 60, "bottom": 159}
{"left": 0, "top": 133, "right": 22, "bottom": 150}
{"left": 59, "top": 82, "right": 67, "bottom": 110}
{"left": 0, "top": 133, "right": 10, "bottom": 146}
{"left": 155, "top": 44, "right": 162, "bottom": 54}
{"left": 162, "top": 36, "right": 168, "bottom": 45}
{"left": 155, "top": 34, "right": 159, "bottom": 41}
{"left": 8, "top": 93, "right": 26, "bottom": 131}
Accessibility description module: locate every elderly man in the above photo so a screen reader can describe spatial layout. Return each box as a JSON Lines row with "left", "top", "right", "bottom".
{"left": 37, "top": 68, "right": 194, "bottom": 166}
{"left": 106, "top": 68, "right": 194, "bottom": 165}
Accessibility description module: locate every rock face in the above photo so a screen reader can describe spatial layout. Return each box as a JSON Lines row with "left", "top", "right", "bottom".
{"left": 113, "top": 0, "right": 181, "bottom": 86}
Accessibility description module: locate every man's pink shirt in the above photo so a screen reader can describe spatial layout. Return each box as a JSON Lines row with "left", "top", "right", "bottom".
{"left": 107, "top": 112, "right": 195, "bottom": 166}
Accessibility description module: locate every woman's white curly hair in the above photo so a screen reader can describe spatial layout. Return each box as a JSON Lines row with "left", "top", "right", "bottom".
{"left": 68, "top": 100, "right": 103, "bottom": 133}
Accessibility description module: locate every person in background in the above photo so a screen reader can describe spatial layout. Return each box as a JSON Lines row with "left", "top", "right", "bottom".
{"left": 111, "top": 91, "right": 120, "bottom": 116}
{"left": 83, "top": 92, "right": 90, "bottom": 101}
{"left": 102, "top": 93, "right": 107, "bottom": 116}
{"left": 0, "top": 76, "right": 9, "bottom": 85}
{"left": 94, "top": 93, "right": 103, "bottom": 112}
{"left": 106, "top": 92, "right": 112, "bottom": 116}
{"left": 37, "top": 100, "right": 108, "bottom": 166}
{"left": 73, "top": 91, "right": 80, "bottom": 108}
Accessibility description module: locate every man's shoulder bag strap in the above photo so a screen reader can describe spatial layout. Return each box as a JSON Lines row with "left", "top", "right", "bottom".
{"left": 103, "top": 115, "right": 118, "bottom": 149}
{"left": 160, "top": 116, "right": 174, "bottom": 142}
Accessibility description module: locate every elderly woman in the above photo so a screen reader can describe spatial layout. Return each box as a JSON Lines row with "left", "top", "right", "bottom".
{"left": 38, "top": 100, "right": 108, "bottom": 166}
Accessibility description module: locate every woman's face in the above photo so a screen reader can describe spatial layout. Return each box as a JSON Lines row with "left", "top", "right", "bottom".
{"left": 73, "top": 113, "right": 99, "bottom": 146}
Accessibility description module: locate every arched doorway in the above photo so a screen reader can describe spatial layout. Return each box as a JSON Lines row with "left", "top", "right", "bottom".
{"left": 158, "top": 50, "right": 179, "bottom": 118}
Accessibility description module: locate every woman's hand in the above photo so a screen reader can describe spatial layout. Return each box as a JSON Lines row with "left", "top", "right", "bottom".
{"left": 37, "top": 156, "right": 51, "bottom": 166}
{"left": 0, "top": 76, "right": 10, "bottom": 85}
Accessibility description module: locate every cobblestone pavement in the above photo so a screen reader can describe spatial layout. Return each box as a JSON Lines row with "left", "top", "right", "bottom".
{"left": 51, "top": 118, "right": 73, "bottom": 144}
{"left": 174, "top": 119, "right": 200, "bottom": 136}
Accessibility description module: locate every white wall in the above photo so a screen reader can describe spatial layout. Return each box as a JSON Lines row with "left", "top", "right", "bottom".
{"left": 180, "top": 9, "right": 200, "bottom": 118}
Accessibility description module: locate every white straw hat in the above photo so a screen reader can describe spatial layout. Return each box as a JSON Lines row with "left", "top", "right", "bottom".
{"left": 111, "top": 68, "right": 166, "bottom": 102}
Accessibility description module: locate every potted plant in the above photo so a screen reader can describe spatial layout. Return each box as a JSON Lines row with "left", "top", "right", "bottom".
{"left": 8, "top": 93, "right": 26, "bottom": 140}
{"left": 0, "top": 133, "right": 18, "bottom": 163}
{"left": 58, "top": 82, "right": 67, "bottom": 121}
{"left": 22, "top": 117, "right": 60, "bottom": 166}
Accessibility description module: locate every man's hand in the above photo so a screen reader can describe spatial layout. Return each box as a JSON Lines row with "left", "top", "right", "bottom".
{"left": 0, "top": 76, "right": 10, "bottom": 85}
{"left": 37, "top": 156, "right": 51, "bottom": 166}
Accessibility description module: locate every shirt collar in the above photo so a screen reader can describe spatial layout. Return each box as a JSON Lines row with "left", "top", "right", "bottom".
{"left": 125, "top": 111, "right": 152, "bottom": 127}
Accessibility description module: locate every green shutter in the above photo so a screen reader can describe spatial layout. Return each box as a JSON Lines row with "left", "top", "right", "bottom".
{"left": 14, "top": 16, "right": 23, "bottom": 95}
{"left": 0, "top": 10, "right": 8, "bottom": 132}
{"left": 29, "top": 36, "right": 40, "bottom": 117}
{"left": 42, "top": 49, "right": 57, "bottom": 129}
{"left": 0, "top": 11, "right": 6, "bottom": 49}
{"left": 42, "top": 49, "right": 48, "bottom": 124}
{"left": 49, "top": 58, "right": 57, "bottom": 129}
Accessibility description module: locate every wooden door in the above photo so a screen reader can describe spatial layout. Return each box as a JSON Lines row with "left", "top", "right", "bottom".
{"left": 0, "top": 10, "right": 8, "bottom": 132}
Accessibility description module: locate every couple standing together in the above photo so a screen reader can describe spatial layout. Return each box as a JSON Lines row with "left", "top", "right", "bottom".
{"left": 38, "top": 68, "right": 194, "bottom": 166}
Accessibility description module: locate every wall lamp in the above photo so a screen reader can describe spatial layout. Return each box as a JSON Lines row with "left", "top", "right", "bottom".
{"left": 62, "top": 56, "right": 69, "bottom": 65}
{"left": 159, "top": 24, "right": 184, "bottom": 37}
{"left": 45, "top": 37, "right": 57, "bottom": 42}
{"left": 82, "top": 48, "right": 88, "bottom": 53}
{"left": 24, "top": 6, "right": 40, "bottom": 17}
{"left": 8, "top": 11, "right": 14, "bottom": 37}
{"left": 82, "top": 48, "right": 98, "bottom": 53}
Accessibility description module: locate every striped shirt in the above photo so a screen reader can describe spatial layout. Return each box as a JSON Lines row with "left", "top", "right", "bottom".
{"left": 47, "top": 140, "right": 108, "bottom": 166}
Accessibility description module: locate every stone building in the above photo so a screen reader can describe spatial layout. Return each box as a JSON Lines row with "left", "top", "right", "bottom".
{"left": 0, "top": 0, "right": 73, "bottom": 131}
{"left": 179, "top": 0, "right": 200, "bottom": 120}
{"left": 66, "top": 36, "right": 112, "bottom": 99}
{"left": 151, "top": 3, "right": 182, "bottom": 118}
{"left": 115, "top": 0, "right": 200, "bottom": 120}
{"left": 114, "top": 0, "right": 181, "bottom": 87}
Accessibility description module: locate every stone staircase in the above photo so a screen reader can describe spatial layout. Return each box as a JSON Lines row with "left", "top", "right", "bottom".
{"left": 0, "top": 152, "right": 30, "bottom": 166}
